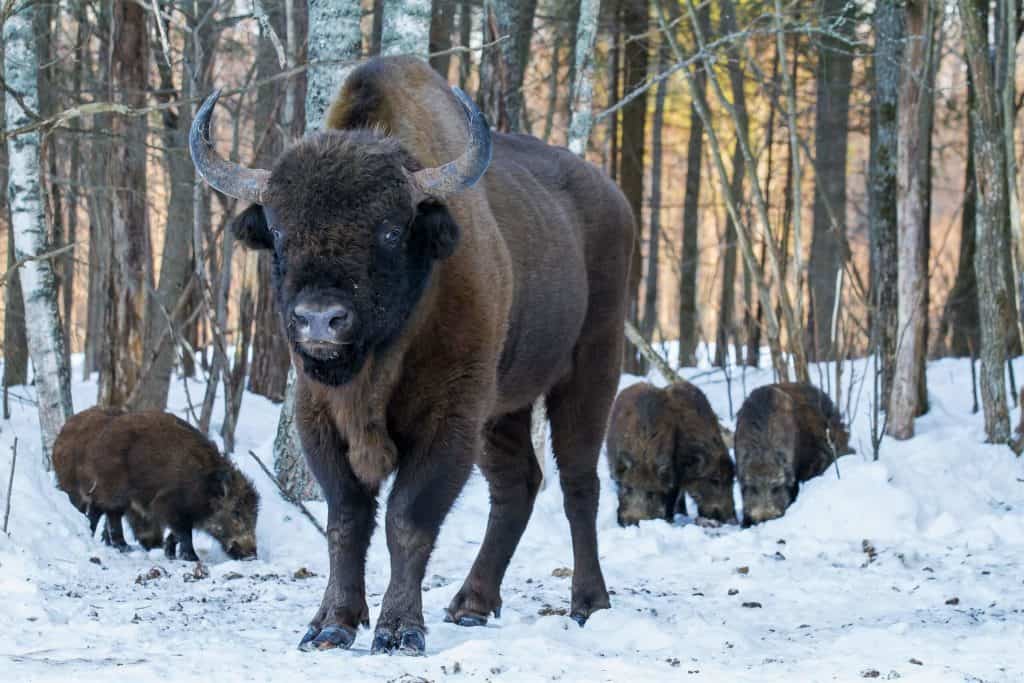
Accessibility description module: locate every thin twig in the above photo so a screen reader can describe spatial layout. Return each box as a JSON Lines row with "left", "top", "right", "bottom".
{"left": 4, "top": 438, "right": 18, "bottom": 535}
{"left": 251, "top": 0, "right": 287, "bottom": 69}
{"left": 248, "top": 450, "right": 326, "bottom": 538}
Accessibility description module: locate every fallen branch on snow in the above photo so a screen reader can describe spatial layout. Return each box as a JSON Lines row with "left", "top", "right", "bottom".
{"left": 249, "top": 450, "right": 326, "bottom": 538}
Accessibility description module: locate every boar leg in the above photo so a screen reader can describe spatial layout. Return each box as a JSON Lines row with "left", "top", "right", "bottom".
{"left": 674, "top": 489, "right": 688, "bottom": 517}
{"left": 297, "top": 423, "right": 376, "bottom": 653}
{"left": 172, "top": 526, "right": 199, "bottom": 562}
{"left": 546, "top": 334, "right": 617, "bottom": 625}
{"left": 163, "top": 532, "right": 178, "bottom": 559}
{"left": 104, "top": 512, "right": 130, "bottom": 551}
{"left": 371, "top": 415, "right": 475, "bottom": 655}
{"left": 446, "top": 407, "right": 540, "bottom": 627}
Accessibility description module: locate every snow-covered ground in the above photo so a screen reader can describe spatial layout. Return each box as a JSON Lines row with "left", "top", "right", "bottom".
{"left": 2, "top": 354, "right": 1024, "bottom": 682}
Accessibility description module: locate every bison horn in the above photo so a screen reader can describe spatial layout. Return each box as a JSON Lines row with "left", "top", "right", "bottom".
{"left": 189, "top": 89, "right": 271, "bottom": 204}
{"left": 410, "top": 86, "right": 492, "bottom": 201}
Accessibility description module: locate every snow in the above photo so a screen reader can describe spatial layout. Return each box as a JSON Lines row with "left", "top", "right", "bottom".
{"left": 2, "top": 354, "right": 1024, "bottom": 682}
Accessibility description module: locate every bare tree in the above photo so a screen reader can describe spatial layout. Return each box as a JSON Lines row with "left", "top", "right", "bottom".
{"left": 4, "top": 1, "right": 74, "bottom": 465}
{"left": 888, "top": 0, "right": 938, "bottom": 440}
{"left": 677, "top": 1, "right": 709, "bottom": 367}
{"left": 382, "top": 0, "right": 432, "bottom": 56}
{"left": 806, "top": 0, "right": 855, "bottom": 361}
{"left": 960, "top": 0, "right": 1011, "bottom": 443}
{"left": 566, "top": 0, "right": 600, "bottom": 156}
{"left": 869, "top": 0, "right": 902, "bottom": 400}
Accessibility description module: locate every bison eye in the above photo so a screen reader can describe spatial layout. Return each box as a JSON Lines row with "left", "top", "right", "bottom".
{"left": 380, "top": 226, "right": 402, "bottom": 248}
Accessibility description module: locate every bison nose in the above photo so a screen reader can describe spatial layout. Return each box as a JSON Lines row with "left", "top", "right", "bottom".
{"left": 292, "top": 301, "right": 355, "bottom": 343}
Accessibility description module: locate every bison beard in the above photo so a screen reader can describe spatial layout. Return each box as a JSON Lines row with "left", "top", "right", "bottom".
{"left": 191, "top": 57, "right": 635, "bottom": 655}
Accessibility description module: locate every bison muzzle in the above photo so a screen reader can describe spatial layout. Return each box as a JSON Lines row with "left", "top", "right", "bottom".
{"left": 190, "top": 57, "right": 634, "bottom": 655}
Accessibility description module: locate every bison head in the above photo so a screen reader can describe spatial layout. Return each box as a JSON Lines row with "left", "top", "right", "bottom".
{"left": 190, "top": 87, "right": 491, "bottom": 386}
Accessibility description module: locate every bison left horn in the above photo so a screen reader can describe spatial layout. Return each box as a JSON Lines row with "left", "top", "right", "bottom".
{"left": 189, "top": 89, "right": 271, "bottom": 204}
{"left": 409, "top": 86, "right": 492, "bottom": 201}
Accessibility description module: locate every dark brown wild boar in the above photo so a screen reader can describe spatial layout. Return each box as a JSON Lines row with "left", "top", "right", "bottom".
{"left": 735, "top": 383, "right": 852, "bottom": 526}
{"left": 606, "top": 382, "right": 736, "bottom": 526}
{"left": 53, "top": 407, "right": 259, "bottom": 561}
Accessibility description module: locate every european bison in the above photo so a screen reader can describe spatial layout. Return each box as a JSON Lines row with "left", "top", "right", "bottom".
{"left": 606, "top": 382, "right": 736, "bottom": 526}
{"left": 189, "top": 56, "right": 634, "bottom": 654}
{"left": 735, "top": 383, "right": 852, "bottom": 526}
{"left": 53, "top": 407, "right": 259, "bottom": 561}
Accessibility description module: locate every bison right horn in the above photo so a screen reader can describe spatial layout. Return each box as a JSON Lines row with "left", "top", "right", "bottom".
{"left": 189, "top": 89, "right": 271, "bottom": 204}
{"left": 409, "top": 86, "right": 492, "bottom": 201}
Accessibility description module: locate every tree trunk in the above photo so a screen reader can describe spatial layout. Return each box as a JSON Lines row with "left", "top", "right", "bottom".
{"left": 4, "top": 4, "right": 74, "bottom": 465}
{"left": 807, "top": 0, "right": 855, "bottom": 361}
{"left": 944, "top": 71, "right": 978, "bottom": 357}
{"left": 567, "top": 0, "right": 600, "bottom": 156}
{"left": 677, "top": 2, "right": 710, "bottom": 368}
{"left": 430, "top": 0, "right": 457, "bottom": 77}
{"left": 4, "top": 221, "right": 28, "bottom": 388}
{"left": 887, "top": 0, "right": 936, "bottom": 439}
{"left": 869, "top": 0, "right": 902, "bottom": 400}
{"left": 382, "top": 0, "right": 431, "bottom": 57}
{"left": 132, "top": 13, "right": 199, "bottom": 412}
{"left": 99, "top": 0, "right": 152, "bottom": 409}
{"left": 458, "top": 0, "right": 473, "bottom": 89}
{"left": 641, "top": 25, "right": 669, "bottom": 342}
{"left": 620, "top": 0, "right": 648, "bottom": 374}
{"left": 607, "top": 5, "right": 621, "bottom": 180}
{"left": 249, "top": 0, "right": 292, "bottom": 403}
{"left": 961, "top": 0, "right": 1011, "bottom": 443}
{"left": 714, "top": 1, "right": 748, "bottom": 368}
{"left": 480, "top": 0, "right": 538, "bottom": 132}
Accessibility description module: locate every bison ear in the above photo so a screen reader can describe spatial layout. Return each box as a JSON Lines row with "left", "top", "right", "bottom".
{"left": 412, "top": 199, "right": 460, "bottom": 260}
{"left": 231, "top": 203, "right": 274, "bottom": 250}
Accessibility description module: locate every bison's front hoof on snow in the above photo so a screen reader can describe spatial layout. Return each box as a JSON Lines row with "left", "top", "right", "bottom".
{"left": 569, "top": 583, "right": 611, "bottom": 627}
{"left": 371, "top": 626, "right": 425, "bottom": 655}
{"left": 445, "top": 585, "right": 501, "bottom": 627}
{"left": 298, "top": 624, "right": 356, "bottom": 652}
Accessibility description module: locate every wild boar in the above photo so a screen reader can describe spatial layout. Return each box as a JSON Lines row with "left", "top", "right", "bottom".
{"left": 53, "top": 407, "right": 259, "bottom": 561}
{"left": 606, "top": 381, "right": 736, "bottom": 526}
{"left": 735, "top": 383, "right": 852, "bottom": 526}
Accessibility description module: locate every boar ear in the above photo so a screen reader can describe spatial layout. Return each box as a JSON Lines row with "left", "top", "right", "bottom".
{"left": 231, "top": 203, "right": 274, "bottom": 250}
{"left": 412, "top": 199, "right": 460, "bottom": 260}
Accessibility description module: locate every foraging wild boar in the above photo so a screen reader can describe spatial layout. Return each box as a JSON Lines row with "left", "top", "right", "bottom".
{"left": 735, "top": 383, "right": 852, "bottom": 526}
{"left": 53, "top": 407, "right": 260, "bottom": 561}
{"left": 606, "top": 382, "right": 736, "bottom": 526}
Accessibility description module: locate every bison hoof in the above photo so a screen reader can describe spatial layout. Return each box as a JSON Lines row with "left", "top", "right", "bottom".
{"left": 298, "top": 625, "right": 356, "bottom": 652}
{"left": 371, "top": 627, "right": 425, "bottom": 655}
{"left": 444, "top": 611, "right": 488, "bottom": 627}
{"left": 569, "top": 612, "right": 588, "bottom": 627}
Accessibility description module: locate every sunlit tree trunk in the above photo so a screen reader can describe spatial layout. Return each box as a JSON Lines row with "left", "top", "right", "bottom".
{"left": 382, "top": 0, "right": 431, "bottom": 57}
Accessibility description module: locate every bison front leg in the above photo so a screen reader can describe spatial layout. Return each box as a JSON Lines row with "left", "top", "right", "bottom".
{"left": 372, "top": 417, "right": 475, "bottom": 656}
{"left": 297, "top": 425, "right": 377, "bottom": 652}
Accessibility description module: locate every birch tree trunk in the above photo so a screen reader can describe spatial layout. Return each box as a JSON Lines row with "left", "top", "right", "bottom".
{"left": 481, "top": 0, "right": 538, "bottom": 132}
{"left": 960, "top": 0, "right": 1011, "bottom": 443}
{"left": 677, "top": 1, "right": 709, "bottom": 367}
{"left": 382, "top": 0, "right": 431, "bottom": 57}
{"left": 1, "top": 47, "right": 29, "bottom": 392}
{"left": 273, "top": 0, "right": 364, "bottom": 500}
{"left": 566, "top": 0, "right": 600, "bottom": 156}
{"left": 868, "top": 0, "right": 902, "bottom": 401}
{"left": 4, "top": 1, "right": 74, "bottom": 466}
{"left": 887, "top": 0, "right": 937, "bottom": 439}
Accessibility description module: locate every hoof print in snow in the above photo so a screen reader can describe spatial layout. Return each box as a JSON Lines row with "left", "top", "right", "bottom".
{"left": 741, "top": 601, "right": 762, "bottom": 609}
{"left": 537, "top": 604, "right": 568, "bottom": 617}
{"left": 89, "top": 557, "right": 102, "bottom": 565}
{"left": 861, "top": 669, "right": 881, "bottom": 678}
{"left": 944, "top": 597, "right": 959, "bottom": 605}
{"left": 551, "top": 567, "right": 573, "bottom": 578}
{"left": 184, "top": 563, "right": 209, "bottom": 582}
{"left": 909, "top": 658, "right": 923, "bottom": 666}
{"left": 134, "top": 566, "right": 167, "bottom": 585}
{"left": 728, "top": 588, "right": 739, "bottom": 596}
{"left": 292, "top": 567, "right": 317, "bottom": 580}
{"left": 736, "top": 566, "right": 750, "bottom": 575}
{"left": 299, "top": 625, "right": 355, "bottom": 652}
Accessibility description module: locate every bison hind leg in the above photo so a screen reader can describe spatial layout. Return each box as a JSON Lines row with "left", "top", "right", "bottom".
{"left": 446, "top": 407, "right": 540, "bottom": 627}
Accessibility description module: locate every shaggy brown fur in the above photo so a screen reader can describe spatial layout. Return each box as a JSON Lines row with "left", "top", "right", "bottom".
{"left": 606, "top": 382, "right": 736, "bottom": 526}
{"left": 735, "top": 383, "right": 852, "bottom": 526}
{"left": 53, "top": 407, "right": 259, "bottom": 561}
{"left": 221, "top": 56, "right": 634, "bottom": 654}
